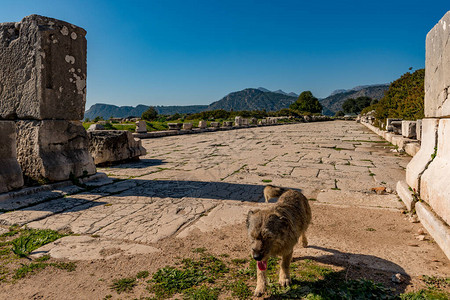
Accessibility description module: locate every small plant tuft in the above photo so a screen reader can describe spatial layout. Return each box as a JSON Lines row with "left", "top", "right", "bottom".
{"left": 111, "top": 277, "right": 137, "bottom": 294}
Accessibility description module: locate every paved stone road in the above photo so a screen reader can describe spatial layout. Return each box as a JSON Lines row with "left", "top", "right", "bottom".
{"left": 0, "top": 121, "right": 448, "bottom": 278}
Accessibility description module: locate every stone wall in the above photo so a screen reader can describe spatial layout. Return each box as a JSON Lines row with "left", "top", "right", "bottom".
{"left": 398, "top": 11, "right": 450, "bottom": 260}
{"left": 0, "top": 15, "right": 95, "bottom": 189}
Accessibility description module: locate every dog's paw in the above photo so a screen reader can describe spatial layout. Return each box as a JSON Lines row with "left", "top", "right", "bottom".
{"left": 254, "top": 286, "right": 266, "bottom": 297}
{"left": 279, "top": 278, "right": 291, "bottom": 287}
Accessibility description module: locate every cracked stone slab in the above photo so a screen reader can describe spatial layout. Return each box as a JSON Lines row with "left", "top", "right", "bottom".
{"left": 0, "top": 196, "right": 91, "bottom": 226}
{"left": 317, "top": 190, "right": 405, "bottom": 210}
{"left": 0, "top": 184, "right": 84, "bottom": 212}
{"left": 27, "top": 202, "right": 146, "bottom": 234}
{"left": 95, "top": 197, "right": 218, "bottom": 243}
{"left": 30, "top": 235, "right": 160, "bottom": 260}
{"left": 177, "top": 203, "right": 255, "bottom": 238}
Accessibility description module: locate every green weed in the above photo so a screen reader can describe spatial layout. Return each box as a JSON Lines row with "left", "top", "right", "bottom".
{"left": 137, "top": 270, "right": 150, "bottom": 279}
{"left": 229, "top": 279, "right": 252, "bottom": 300}
{"left": 111, "top": 277, "right": 137, "bottom": 294}
{"left": 11, "top": 228, "right": 65, "bottom": 258}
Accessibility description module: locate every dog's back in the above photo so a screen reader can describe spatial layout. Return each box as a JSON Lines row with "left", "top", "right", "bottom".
{"left": 264, "top": 185, "right": 287, "bottom": 202}
{"left": 275, "top": 189, "right": 311, "bottom": 237}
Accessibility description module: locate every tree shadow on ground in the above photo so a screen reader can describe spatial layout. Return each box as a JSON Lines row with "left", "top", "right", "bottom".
{"left": 288, "top": 245, "right": 411, "bottom": 296}
{"left": 89, "top": 178, "right": 304, "bottom": 203}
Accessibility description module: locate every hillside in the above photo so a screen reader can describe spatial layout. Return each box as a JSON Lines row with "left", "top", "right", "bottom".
{"left": 84, "top": 104, "right": 208, "bottom": 120}
{"left": 320, "top": 84, "right": 389, "bottom": 115}
{"left": 207, "top": 88, "right": 297, "bottom": 111}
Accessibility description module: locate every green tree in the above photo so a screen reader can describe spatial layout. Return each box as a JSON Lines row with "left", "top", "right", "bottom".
{"left": 342, "top": 96, "right": 373, "bottom": 114}
{"left": 93, "top": 116, "right": 104, "bottom": 122}
{"left": 289, "top": 91, "right": 322, "bottom": 114}
{"left": 334, "top": 111, "right": 345, "bottom": 117}
{"left": 373, "top": 69, "right": 424, "bottom": 126}
{"left": 142, "top": 106, "right": 158, "bottom": 121}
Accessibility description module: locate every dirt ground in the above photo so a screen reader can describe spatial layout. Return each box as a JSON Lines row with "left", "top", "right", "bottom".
{"left": 0, "top": 121, "right": 448, "bottom": 299}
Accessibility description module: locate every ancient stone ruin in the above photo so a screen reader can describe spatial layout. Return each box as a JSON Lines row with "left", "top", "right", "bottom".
{"left": 0, "top": 15, "right": 96, "bottom": 188}
{"left": 87, "top": 130, "right": 146, "bottom": 165}
{"left": 399, "top": 12, "right": 450, "bottom": 259}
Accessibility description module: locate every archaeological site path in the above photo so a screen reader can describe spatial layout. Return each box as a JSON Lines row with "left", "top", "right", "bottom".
{"left": 0, "top": 120, "right": 448, "bottom": 299}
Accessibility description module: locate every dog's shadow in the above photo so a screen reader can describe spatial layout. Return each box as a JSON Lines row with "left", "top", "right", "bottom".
{"left": 266, "top": 245, "right": 411, "bottom": 298}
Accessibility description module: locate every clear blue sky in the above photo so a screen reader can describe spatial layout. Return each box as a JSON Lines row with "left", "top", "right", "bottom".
{"left": 1, "top": 1, "right": 449, "bottom": 109}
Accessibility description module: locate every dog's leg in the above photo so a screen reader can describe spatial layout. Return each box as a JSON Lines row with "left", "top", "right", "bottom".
{"left": 279, "top": 251, "right": 293, "bottom": 287}
{"left": 254, "top": 266, "right": 267, "bottom": 296}
{"left": 264, "top": 194, "right": 269, "bottom": 203}
{"left": 301, "top": 233, "right": 308, "bottom": 248}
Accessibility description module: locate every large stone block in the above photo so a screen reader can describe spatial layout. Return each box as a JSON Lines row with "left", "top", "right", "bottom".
{"left": 16, "top": 120, "right": 96, "bottom": 182}
{"left": 0, "top": 121, "right": 23, "bottom": 192}
{"left": 425, "top": 11, "right": 450, "bottom": 118}
{"left": 416, "top": 119, "right": 422, "bottom": 141}
{"left": 88, "top": 130, "right": 147, "bottom": 165}
{"left": 405, "top": 119, "right": 439, "bottom": 191}
{"left": 401, "top": 121, "right": 416, "bottom": 138}
{"left": 0, "top": 15, "right": 87, "bottom": 120}
{"left": 198, "top": 120, "right": 207, "bottom": 129}
{"left": 420, "top": 119, "right": 450, "bottom": 224}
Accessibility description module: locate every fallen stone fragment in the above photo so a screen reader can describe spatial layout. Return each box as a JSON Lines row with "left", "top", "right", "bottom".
{"left": 409, "top": 215, "right": 420, "bottom": 223}
{"left": 416, "top": 235, "right": 427, "bottom": 241}
{"left": 371, "top": 187, "right": 386, "bottom": 195}
{"left": 391, "top": 273, "right": 405, "bottom": 283}
{"left": 87, "top": 130, "right": 146, "bottom": 165}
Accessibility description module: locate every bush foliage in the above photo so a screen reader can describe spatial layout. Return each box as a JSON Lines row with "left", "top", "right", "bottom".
{"left": 362, "top": 69, "right": 424, "bottom": 127}
{"left": 289, "top": 91, "right": 323, "bottom": 113}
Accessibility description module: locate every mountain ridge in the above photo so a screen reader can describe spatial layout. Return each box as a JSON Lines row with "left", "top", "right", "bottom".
{"left": 84, "top": 84, "right": 389, "bottom": 119}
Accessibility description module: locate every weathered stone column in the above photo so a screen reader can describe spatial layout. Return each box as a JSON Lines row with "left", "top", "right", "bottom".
{"left": 398, "top": 11, "right": 450, "bottom": 260}
{"left": 0, "top": 15, "right": 95, "bottom": 185}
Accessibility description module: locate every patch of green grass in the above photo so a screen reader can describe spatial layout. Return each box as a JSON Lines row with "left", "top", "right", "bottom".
{"left": 262, "top": 179, "right": 272, "bottom": 183}
{"left": 149, "top": 266, "right": 208, "bottom": 298}
{"left": 308, "top": 198, "right": 317, "bottom": 201}
{"left": 34, "top": 255, "right": 50, "bottom": 262}
{"left": 183, "top": 285, "right": 220, "bottom": 300}
{"left": 192, "top": 247, "right": 207, "bottom": 254}
{"left": 366, "top": 227, "right": 376, "bottom": 232}
{"left": 137, "top": 270, "right": 150, "bottom": 279}
{"left": 13, "top": 262, "right": 48, "bottom": 279}
{"left": 111, "top": 277, "right": 137, "bottom": 294}
{"left": 228, "top": 279, "right": 252, "bottom": 300}
{"left": 13, "top": 260, "right": 76, "bottom": 279}
{"left": 231, "top": 258, "right": 248, "bottom": 265}
{"left": 51, "top": 261, "right": 76, "bottom": 272}
{"left": 400, "top": 289, "right": 449, "bottom": 300}
{"left": 369, "top": 172, "right": 376, "bottom": 176}
{"left": 11, "top": 228, "right": 66, "bottom": 258}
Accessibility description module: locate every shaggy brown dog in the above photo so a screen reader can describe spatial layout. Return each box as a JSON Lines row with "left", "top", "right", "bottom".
{"left": 247, "top": 189, "right": 312, "bottom": 297}
{"left": 263, "top": 185, "right": 287, "bottom": 203}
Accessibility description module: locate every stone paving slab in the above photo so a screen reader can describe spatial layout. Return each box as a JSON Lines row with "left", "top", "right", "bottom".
{"left": 316, "top": 190, "right": 405, "bottom": 210}
{"left": 177, "top": 203, "right": 255, "bottom": 238}
{"left": 3, "top": 121, "right": 448, "bottom": 279}
{"left": 30, "top": 235, "right": 160, "bottom": 260}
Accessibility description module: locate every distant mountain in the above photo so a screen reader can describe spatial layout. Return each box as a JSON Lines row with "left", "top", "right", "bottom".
{"left": 207, "top": 88, "right": 297, "bottom": 111}
{"left": 84, "top": 103, "right": 208, "bottom": 120}
{"left": 258, "top": 87, "right": 298, "bottom": 97}
{"left": 84, "top": 84, "right": 389, "bottom": 119}
{"left": 320, "top": 84, "right": 389, "bottom": 116}
{"left": 257, "top": 87, "right": 271, "bottom": 93}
